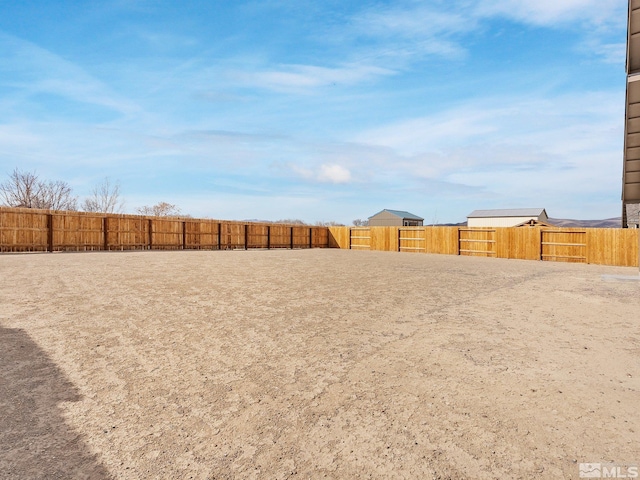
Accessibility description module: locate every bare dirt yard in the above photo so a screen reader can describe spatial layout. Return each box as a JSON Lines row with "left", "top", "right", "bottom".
{"left": 0, "top": 249, "right": 638, "bottom": 479}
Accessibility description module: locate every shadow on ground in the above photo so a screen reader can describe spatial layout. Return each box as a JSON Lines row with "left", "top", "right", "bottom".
{"left": 0, "top": 327, "right": 111, "bottom": 479}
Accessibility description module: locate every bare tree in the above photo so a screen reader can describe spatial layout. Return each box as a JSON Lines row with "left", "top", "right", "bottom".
{"left": 275, "top": 219, "right": 307, "bottom": 225}
{"left": 82, "top": 178, "right": 124, "bottom": 213}
{"left": 316, "top": 220, "right": 345, "bottom": 226}
{"left": 137, "top": 202, "right": 182, "bottom": 217}
{"left": 0, "top": 168, "right": 77, "bottom": 210}
{"left": 352, "top": 219, "right": 369, "bottom": 226}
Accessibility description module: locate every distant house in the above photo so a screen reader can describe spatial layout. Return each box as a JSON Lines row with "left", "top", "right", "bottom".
{"left": 467, "top": 208, "right": 549, "bottom": 227}
{"left": 368, "top": 209, "right": 424, "bottom": 227}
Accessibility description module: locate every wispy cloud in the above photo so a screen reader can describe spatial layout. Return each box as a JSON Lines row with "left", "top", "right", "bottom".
{"left": 349, "top": 90, "right": 624, "bottom": 216}
{"left": 473, "top": 0, "right": 626, "bottom": 28}
{"left": 230, "top": 63, "right": 396, "bottom": 93}
{"left": 330, "top": 3, "right": 470, "bottom": 65}
{"left": 579, "top": 39, "right": 626, "bottom": 64}
{"left": 0, "top": 33, "right": 140, "bottom": 117}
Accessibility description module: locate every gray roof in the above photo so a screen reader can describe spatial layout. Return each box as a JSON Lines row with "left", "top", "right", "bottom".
{"left": 369, "top": 209, "right": 424, "bottom": 220}
{"left": 467, "top": 208, "right": 547, "bottom": 218}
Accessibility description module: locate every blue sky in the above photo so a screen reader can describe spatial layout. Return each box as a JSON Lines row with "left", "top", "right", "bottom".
{"left": 0, "top": 0, "right": 629, "bottom": 223}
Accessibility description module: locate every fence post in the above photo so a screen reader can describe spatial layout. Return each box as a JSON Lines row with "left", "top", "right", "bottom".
{"left": 103, "top": 217, "right": 109, "bottom": 251}
{"left": 148, "top": 219, "right": 153, "bottom": 250}
{"left": 290, "top": 227, "right": 294, "bottom": 249}
{"left": 349, "top": 228, "right": 352, "bottom": 249}
{"left": 182, "top": 221, "right": 187, "bottom": 250}
{"left": 267, "top": 225, "right": 271, "bottom": 249}
{"left": 539, "top": 228, "right": 543, "bottom": 261}
{"left": 456, "top": 228, "right": 460, "bottom": 255}
{"left": 245, "top": 224, "right": 248, "bottom": 250}
{"left": 309, "top": 227, "right": 313, "bottom": 249}
{"left": 398, "top": 228, "right": 401, "bottom": 252}
{"left": 217, "top": 223, "right": 221, "bottom": 250}
{"left": 47, "top": 213, "right": 54, "bottom": 252}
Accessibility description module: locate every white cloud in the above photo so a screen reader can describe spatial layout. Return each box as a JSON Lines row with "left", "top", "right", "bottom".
{"left": 344, "top": 4, "right": 470, "bottom": 62}
{"left": 347, "top": 91, "right": 624, "bottom": 216}
{"left": 579, "top": 40, "right": 626, "bottom": 64}
{"left": 318, "top": 164, "right": 351, "bottom": 184}
{"left": 473, "top": 0, "right": 625, "bottom": 28}
{"left": 231, "top": 63, "right": 395, "bottom": 92}
{"left": 0, "top": 33, "right": 140, "bottom": 116}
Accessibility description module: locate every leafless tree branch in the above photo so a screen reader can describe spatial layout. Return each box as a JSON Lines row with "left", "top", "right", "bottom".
{"left": 0, "top": 168, "right": 77, "bottom": 210}
{"left": 82, "top": 178, "right": 124, "bottom": 213}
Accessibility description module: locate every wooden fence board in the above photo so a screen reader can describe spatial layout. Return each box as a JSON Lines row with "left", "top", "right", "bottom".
{"left": 495, "top": 227, "right": 541, "bottom": 261}
{"left": 1, "top": 207, "right": 636, "bottom": 266}
{"left": 586, "top": 228, "right": 639, "bottom": 267}
{"left": 425, "top": 227, "right": 459, "bottom": 255}
{"left": 185, "top": 221, "right": 219, "bottom": 250}
{"left": 349, "top": 227, "right": 371, "bottom": 250}
{"left": 269, "top": 225, "right": 292, "bottom": 249}
{"left": 459, "top": 228, "right": 496, "bottom": 257}
{"left": 0, "top": 209, "right": 48, "bottom": 252}
{"left": 328, "top": 226, "right": 350, "bottom": 249}
{"left": 399, "top": 227, "right": 425, "bottom": 253}
{"left": 325, "top": 225, "right": 639, "bottom": 267}
{"left": 541, "top": 229, "right": 587, "bottom": 263}
{"left": 311, "top": 227, "right": 329, "bottom": 248}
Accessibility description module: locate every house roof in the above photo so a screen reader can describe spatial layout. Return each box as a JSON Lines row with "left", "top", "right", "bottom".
{"left": 467, "top": 208, "right": 547, "bottom": 218}
{"left": 369, "top": 209, "right": 424, "bottom": 220}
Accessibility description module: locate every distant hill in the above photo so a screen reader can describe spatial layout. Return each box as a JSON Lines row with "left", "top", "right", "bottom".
{"left": 433, "top": 218, "right": 624, "bottom": 228}
{"left": 548, "top": 217, "right": 622, "bottom": 228}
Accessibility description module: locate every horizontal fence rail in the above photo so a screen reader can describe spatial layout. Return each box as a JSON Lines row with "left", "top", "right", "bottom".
{"left": 328, "top": 226, "right": 639, "bottom": 268}
{"left": 0, "top": 207, "right": 330, "bottom": 253}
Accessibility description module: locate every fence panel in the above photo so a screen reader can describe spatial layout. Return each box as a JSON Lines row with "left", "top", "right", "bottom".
{"left": 425, "top": 227, "right": 459, "bottom": 255}
{"left": 586, "top": 228, "right": 638, "bottom": 267}
{"left": 541, "top": 229, "right": 587, "bottom": 263}
{"left": 52, "top": 213, "right": 104, "bottom": 251}
{"left": 350, "top": 228, "right": 371, "bottom": 250}
{"left": 399, "top": 228, "right": 426, "bottom": 253}
{"left": 247, "top": 224, "right": 269, "bottom": 249}
{"left": 269, "top": 225, "right": 291, "bottom": 249}
{"left": 370, "top": 227, "right": 398, "bottom": 251}
{"left": 106, "top": 216, "right": 149, "bottom": 250}
{"left": 185, "top": 221, "right": 219, "bottom": 250}
{"left": 150, "top": 218, "right": 183, "bottom": 249}
{"left": 459, "top": 228, "right": 496, "bottom": 257}
{"left": 0, "top": 208, "right": 48, "bottom": 252}
{"left": 495, "top": 227, "right": 541, "bottom": 261}
{"left": 311, "top": 227, "right": 329, "bottom": 248}
{"left": 328, "top": 227, "right": 350, "bottom": 249}
{"left": 292, "top": 226, "right": 311, "bottom": 248}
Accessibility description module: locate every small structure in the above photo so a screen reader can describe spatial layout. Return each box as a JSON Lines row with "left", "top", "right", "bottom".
{"left": 368, "top": 209, "right": 424, "bottom": 227}
{"left": 626, "top": 203, "right": 640, "bottom": 228}
{"left": 467, "top": 208, "right": 548, "bottom": 228}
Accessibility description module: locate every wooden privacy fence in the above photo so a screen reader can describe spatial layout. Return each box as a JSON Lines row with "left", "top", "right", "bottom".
{"left": 0, "top": 207, "right": 330, "bottom": 252}
{"left": 328, "top": 226, "right": 639, "bottom": 268}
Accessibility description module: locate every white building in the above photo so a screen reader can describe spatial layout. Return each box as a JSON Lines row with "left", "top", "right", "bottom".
{"left": 467, "top": 208, "right": 549, "bottom": 227}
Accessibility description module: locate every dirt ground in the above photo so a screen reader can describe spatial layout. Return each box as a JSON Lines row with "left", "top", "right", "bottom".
{"left": 0, "top": 249, "right": 638, "bottom": 479}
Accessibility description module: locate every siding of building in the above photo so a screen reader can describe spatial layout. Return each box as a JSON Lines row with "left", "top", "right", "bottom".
{"left": 467, "top": 209, "right": 548, "bottom": 227}
{"left": 468, "top": 216, "right": 541, "bottom": 227}
{"left": 368, "top": 209, "right": 424, "bottom": 227}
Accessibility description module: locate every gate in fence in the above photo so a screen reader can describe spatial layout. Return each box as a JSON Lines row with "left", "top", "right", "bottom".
{"left": 458, "top": 228, "right": 496, "bottom": 257}
{"left": 541, "top": 230, "right": 587, "bottom": 263}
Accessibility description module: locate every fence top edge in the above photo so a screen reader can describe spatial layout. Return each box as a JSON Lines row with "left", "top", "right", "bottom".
{"left": 0, "top": 207, "right": 330, "bottom": 229}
